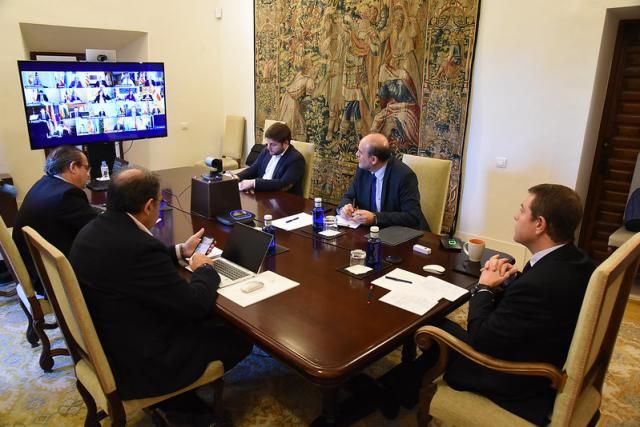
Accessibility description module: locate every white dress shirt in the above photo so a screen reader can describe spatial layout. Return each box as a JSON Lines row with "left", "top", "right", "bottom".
{"left": 262, "top": 146, "right": 288, "bottom": 180}
{"left": 371, "top": 164, "right": 386, "bottom": 212}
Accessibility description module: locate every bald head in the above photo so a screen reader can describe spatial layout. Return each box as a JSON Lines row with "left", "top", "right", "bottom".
{"left": 357, "top": 133, "right": 392, "bottom": 171}
{"left": 106, "top": 167, "right": 160, "bottom": 214}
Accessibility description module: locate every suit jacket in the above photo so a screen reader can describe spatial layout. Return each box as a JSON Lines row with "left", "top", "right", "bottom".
{"left": 444, "top": 244, "right": 595, "bottom": 425}
{"left": 69, "top": 211, "right": 221, "bottom": 399}
{"left": 337, "top": 157, "right": 428, "bottom": 230}
{"left": 13, "top": 175, "right": 98, "bottom": 294}
{"left": 237, "top": 144, "right": 306, "bottom": 195}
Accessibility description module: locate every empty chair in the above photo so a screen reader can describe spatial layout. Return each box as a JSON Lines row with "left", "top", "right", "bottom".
{"left": 22, "top": 226, "right": 226, "bottom": 427}
{"left": 414, "top": 231, "right": 640, "bottom": 426}
{"left": 401, "top": 154, "right": 451, "bottom": 234}
{"left": 221, "top": 115, "right": 246, "bottom": 170}
{"left": 0, "top": 217, "right": 67, "bottom": 371}
{"left": 290, "top": 140, "right": 314, "bottom": 198}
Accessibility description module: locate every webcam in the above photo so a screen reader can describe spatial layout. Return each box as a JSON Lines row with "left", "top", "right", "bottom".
{"left": 96, "top": 54, "right": 109, "bottom": 62}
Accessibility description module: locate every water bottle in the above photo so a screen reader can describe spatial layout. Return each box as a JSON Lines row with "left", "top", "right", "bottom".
{"left": 263, "top": 214, "right": 276, "bottom": 255}
{"left": 100, "top": 161, "right": 109, "bottom": 180}
{"left": 366, "top": 226, "right": 382, "bottom": 270}
{"left": 312, "top": 197, "right": 325, "bottom": 233}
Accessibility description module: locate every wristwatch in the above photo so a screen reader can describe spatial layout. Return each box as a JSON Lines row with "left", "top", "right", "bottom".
{"left": 471, "top": 283, "right": 496, "bottom": 297}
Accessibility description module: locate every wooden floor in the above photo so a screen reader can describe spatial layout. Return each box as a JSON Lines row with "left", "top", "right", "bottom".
{"left": 625, "top": 299, "right": 640, "bottom": 323}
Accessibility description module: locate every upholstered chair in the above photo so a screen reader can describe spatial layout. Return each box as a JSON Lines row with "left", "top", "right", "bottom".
{"left": 0, "top": 217, "right": 68, "bottom": 371}
{"left": 22, "top": 226, "right": 226, "bottom": 427}
{"left": 414, "top": 232, "right": 640, "bottom": 426}
{"left": 401, "top": 154, "right": 451, "bottom": 234}
{"left": 290, "top": 140, "right": 315, "bottom": 199}
{"left": 221, "top": 115, "right": 246, "bottom": 170}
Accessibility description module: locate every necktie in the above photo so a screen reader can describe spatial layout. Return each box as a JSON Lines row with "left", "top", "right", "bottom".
{"left": 370, "top": 173, "right": 377, "bottom": 212}
{"left": 522, "top": 261, "right": 532, "bottom": 274}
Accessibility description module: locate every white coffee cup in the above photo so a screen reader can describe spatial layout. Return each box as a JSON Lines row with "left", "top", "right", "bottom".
{"left": 463, "top": 238, "right": 485, "bottom": 262}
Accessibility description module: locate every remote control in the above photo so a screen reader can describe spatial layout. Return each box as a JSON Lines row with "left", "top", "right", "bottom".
{"left": 413, "top": 244, "right": 432, "bottom": 256}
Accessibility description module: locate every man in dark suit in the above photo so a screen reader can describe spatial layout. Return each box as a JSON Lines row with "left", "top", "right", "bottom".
{"left": 403, "top": 184, "right": 594, "bottom": 425}
{"left": 337, "top": 133, "right": 428, "bottom": 230}
{"left": 236, "top": 122, "right": 306, "bottom": 195}
{"left": 69, "top": 167, "right": 252, "bottom": 405}
{"left": 13, "top": 146, "right": 98, "bottom": 295}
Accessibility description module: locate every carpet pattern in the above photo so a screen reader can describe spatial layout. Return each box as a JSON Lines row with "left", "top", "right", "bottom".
{"left": 0, "top": 292, "right": 638, "bottom": 426}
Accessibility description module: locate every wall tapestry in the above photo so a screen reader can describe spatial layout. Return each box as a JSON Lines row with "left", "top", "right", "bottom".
{"left": 254, "top": 0, "right": 480, "bottom": 233}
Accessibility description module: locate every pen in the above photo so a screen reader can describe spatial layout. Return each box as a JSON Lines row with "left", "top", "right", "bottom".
{"left": 385, "top": 276, "right": 412, "bottom": 284}
{"left": 367, "top": 284, "right": 374, "bottom": 304}
{"left": 286, "top": 216, "right": 299, "bottom": 223}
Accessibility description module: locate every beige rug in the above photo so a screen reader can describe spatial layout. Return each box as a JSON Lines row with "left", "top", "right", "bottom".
{"left": 0, "top": 293, "right": 638, "bottom": 426}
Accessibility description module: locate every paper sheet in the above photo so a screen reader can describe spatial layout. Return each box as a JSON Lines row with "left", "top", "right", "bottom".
{"left": 272, "top": 213, "right": 313, "bottom": 231}
{"left": 372, "top": 268, "right": 469, "bottom": 314}
{"left": 217, "top": 270, "right": 300, "bottom": 307}
{"left": 337, "top": 215, "right": 360, "bottom": 229}
{"left": 379, "top": 290, "right": 440, "bottom": 315}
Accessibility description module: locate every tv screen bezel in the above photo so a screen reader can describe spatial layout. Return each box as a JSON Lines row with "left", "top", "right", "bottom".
{"left": 17, "top": 60, "right": 168, "bottom": 150}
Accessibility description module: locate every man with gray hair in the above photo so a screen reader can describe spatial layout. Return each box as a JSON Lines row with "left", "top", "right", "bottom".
{"left": 70, "top": 167, "right": 252, "bottom": 420}
{"left": 13, "top": 145, "right": 98, "bottom": 295}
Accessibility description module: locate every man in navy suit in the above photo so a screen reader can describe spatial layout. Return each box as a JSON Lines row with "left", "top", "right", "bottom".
{"left": 13, "top": 146, "right": 98, "bottom": 295}
{"left": 337, "top": 133, "right": 428, "bottom": 230}
{"left": 236, "top": 122, "right": 306, "bottom": 195}
{"left": 70, "top": 167, "right": 252, "bottom": 405}
{"left": 400, "top": 184, "right": 594, "bottom": 425}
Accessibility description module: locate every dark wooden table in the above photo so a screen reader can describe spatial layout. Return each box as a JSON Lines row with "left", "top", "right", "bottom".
{"left": 101, "top": 166, "right": 479, "bottom": 425}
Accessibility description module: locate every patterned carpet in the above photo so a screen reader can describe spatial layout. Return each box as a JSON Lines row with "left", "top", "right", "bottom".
{"left": 0, "top": 290, "right": 638, "bottom": 426}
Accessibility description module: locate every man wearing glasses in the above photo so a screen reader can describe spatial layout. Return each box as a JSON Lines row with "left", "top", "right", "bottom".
{"left": 13, "top": 145, "right": 99, "bottom": 295}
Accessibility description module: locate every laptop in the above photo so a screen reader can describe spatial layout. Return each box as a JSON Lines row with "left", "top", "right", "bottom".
{"left": 212, "top": 223, "right": 273, "bottom": 287}
{"left": 87, "top": 158, "right": 129, "bottom": 192}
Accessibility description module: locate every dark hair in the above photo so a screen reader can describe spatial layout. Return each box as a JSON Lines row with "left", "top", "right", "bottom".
{"left": 528, "top": 184, "right": 583, "bottom": 243}
{"left": 265, "top": 122, "right": 291, "bottom": 144}
{"left": 44, "top": 146, "right": 85, "bottom": 176}
{"left": 106, "top": 167, "right": 160, "bottom": 214}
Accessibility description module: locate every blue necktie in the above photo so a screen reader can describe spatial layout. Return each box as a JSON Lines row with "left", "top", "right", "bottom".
{"left": 371, "top": 173, "right": 377, "bottom": 212}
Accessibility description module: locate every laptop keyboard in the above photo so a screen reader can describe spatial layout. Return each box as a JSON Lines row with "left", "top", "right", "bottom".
{"left": 214, "top": 258, "right": 250, "bottom": 281}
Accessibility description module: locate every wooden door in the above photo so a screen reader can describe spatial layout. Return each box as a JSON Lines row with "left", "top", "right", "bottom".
{"left": 580, "top": 20, "right": 640, "bottom": 263}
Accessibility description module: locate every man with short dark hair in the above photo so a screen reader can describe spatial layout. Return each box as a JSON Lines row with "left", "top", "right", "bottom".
{"left": 236, "top": 122, "right": 306, "bottom": 195}
{"left": 13, "top": 145, "right": 98, "bottom": 294}
{"left": 403, "top": 184, "right": 594, "bottom": 425}
{"left": 337, "top": 133, "right": 428, "bottom": 229}
{"left": 70, "top": 167, "right": 252, "bottom": 407}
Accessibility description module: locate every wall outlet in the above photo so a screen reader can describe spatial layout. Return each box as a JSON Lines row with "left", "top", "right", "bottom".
{"left": 496, "top": 157, "right": 507, "bottom": 168}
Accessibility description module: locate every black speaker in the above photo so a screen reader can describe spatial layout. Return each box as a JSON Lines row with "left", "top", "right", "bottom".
{"left": 190, "top": 175, "right": 241, "bottom": 218}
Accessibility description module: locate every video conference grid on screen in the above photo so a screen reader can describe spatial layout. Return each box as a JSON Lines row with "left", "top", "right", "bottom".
{"left": 20, "top": 69, "right": 166, "bottom": 148}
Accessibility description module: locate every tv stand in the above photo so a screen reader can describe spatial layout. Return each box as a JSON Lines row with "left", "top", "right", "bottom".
{"left": 85, "top": 141, "right": 125, "bottom": 180}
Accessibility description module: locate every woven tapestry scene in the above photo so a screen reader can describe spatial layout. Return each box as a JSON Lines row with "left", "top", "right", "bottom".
{"left": 255, "top": 0, "right": 479, "bottom": 232}
{"left": 1, "top": 292, "right": 639, "bottom": 426}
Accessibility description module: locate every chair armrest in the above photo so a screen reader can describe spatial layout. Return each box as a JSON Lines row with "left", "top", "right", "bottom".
{"left": 414, "top": 325, "right": 566, "bottom": 390}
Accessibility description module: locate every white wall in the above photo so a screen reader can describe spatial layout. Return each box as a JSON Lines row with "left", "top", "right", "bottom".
{"left": 3, "top": 0, "right": 640, "bottom": 266}
{"left": 455, "top": 0, "right": 640, "bottom": 265}
{"left": 0, "top": 0, "right": 225, "bottom": 198}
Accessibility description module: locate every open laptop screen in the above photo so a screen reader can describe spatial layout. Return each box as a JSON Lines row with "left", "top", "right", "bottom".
{"left": 223, "top": 223, "right": 273, "bottom": 273}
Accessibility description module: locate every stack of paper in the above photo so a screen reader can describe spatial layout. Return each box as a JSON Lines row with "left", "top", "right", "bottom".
{"left": 217, "top": 270, "right": 300, "bottom": 307}
{"left": 337, "top": 215, "right": 360, "bottom": 229}
{"left": 371, "top": 268, "right": 468, "bottom": 315}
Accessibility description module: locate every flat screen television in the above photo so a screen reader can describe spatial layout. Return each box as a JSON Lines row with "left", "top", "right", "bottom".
{"left": 17, "top": 61, "right": 168, "bottom": 150}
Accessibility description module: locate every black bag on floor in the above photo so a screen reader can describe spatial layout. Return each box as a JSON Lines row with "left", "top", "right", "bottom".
{"left": 245, "top": 144, "right": 264, "bottom": 166}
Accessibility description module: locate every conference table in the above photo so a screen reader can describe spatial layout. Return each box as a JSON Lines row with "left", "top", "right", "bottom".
{"left": 98, "top": 166, "right": 479, "bottom": 425}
